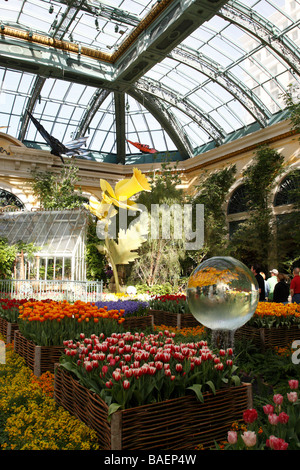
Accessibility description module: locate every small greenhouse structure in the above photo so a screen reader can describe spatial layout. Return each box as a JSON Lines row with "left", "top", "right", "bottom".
{"left": 0, "top": 209, "right": 87, "bottom": 281}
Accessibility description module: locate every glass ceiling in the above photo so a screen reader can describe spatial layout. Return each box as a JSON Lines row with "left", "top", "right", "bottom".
{"left": 0, "top": 0, "right": 299, "bottom": 164}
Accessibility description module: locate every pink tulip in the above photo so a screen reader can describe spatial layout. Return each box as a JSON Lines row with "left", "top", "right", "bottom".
{"left": 267, "top": 435, "right": 288, "bottom": 450}
{"left": 112, "top": 370, "right": 121, "bottom": 381}
{"left": 263, "top": 404, "right": 274, "bottom": 415}
{"left": 287, "top": 391, "right": 298, "bottom": 403}
{"left": 241, "top": 431, "right": 257, "bottom": 447}
{"left": 278, "top": 412, "right": 289, "bottom": 424}
{"left": 273, "top": 394, "right": 283, "bottom": 405}
{"left": 243, "top": 409, "right": 258, "bottom": 424}
{"left": 289, "top": 379, "right": 299, "bottom": 390}
{"left": 123, "top": 380, "right": 130, "bottom": 390}
{"left": 227, "top": 431, "right": 237, "bottom": 445}
{"left": 268, "top": 413, "right": 279, "bottom": 425}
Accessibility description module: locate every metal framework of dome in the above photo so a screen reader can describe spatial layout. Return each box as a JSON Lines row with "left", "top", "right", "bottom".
{"left": 0, "top": 0, "right": 299, "bottom": 164}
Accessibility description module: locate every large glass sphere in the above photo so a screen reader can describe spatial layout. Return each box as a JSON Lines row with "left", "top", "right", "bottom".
{"left": 187, "top": 256, "right": 259, "bottom": 331}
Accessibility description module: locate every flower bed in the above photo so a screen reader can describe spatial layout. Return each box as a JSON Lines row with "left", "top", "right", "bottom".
{"left": 0, "top": 298, "right": 32, "bottom": 323}
{"left": 149, "top": 294, "right": 199, "bottom": 328}
{"left": 0, "top": 340, "right": 99, "bottom": 450}
{"left": 95, "top": 299, "right": 149, "bottom": 317}
{"left": 14, "top": 330, "right": 64, "bottom": 376}
{"left": 0, "top": 298, "right": 51, "bottom": 343}
{"left": 14, "top": 300, "right": 153, "bottom": 374}
{"left": 54, "top": 329, "right": 251, "bottom": 449}
{"left": 221, "top": 379, "right": 300, "bottom": 450}
{"left": 17, "top": 300, "right": 126, "bottom": 347}
{"left": 235, "top": 302, "right": 300, "bottom": 350}
{"left": 55, "top": 364, "right": 252, "bottom": 450}
{"left": 60, "top": 330, "right": 241, "bottom": 408}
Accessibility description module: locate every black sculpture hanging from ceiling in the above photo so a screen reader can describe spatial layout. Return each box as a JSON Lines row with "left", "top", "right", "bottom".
{"left": 27, "top": 111, "right": 90, "bottom": 164}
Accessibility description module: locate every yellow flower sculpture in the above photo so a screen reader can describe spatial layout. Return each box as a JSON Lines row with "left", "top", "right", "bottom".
{"left": 84, "top": 168, "right": 151, "bottom": 292}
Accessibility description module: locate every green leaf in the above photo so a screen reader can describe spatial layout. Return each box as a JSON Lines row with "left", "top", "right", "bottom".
{"left": 107, "top": 402, "right": 122, "bottom": 421}
{"left": 205, "top": 380, "right": 216, "bottom": 395}
{"left": 187, "top": 384, "right": 203, "bottom": 402}
{"left": 230, "top": 375, "right": 241, "bottom": 386}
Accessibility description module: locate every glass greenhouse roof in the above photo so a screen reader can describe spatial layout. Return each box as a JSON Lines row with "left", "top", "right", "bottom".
{"left": 0, "top": 0, "right": 299, "bottom": 164}
{"left": 0, "top": 210, "right": 87, "bottom": 255}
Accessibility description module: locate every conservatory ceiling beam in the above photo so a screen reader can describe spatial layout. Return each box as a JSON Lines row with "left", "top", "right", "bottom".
{"left": 18, "top": 75, "right": 46, "bottom": 141}
{"left": 112, "top": 0, "right": 230, "bottom": 85}
{"left": 57, "top": 0, "right": 141, "bottom": 27}
{"left": 114, "top": 91, "right": 126, "bottom": 165}
{"left": 75, "top": 89, "right": 111, "bottom": 139}
{"left": 49, "top": 0, "right": 87, "bottom": 41}
{"left": 129, "top": 87, "right": 194, "bottom": 159}
{"left": 219, "top": 1, "right": 300, "bottom": 75}
{"left": 0, "top": 0, "right": 230, "bottom": 90}
{"left": 0, "top": 36, "right": 115, "bottom": 89}
{"left": 135, "top": 78, "right": 225, "bottom": 145}
{"left": 169, "top": 46, "right": 271, "bottom": 127}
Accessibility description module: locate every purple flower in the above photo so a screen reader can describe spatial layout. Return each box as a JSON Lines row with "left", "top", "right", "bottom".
{"left": 95, "top": 300, "right": 148, "bottom": 317}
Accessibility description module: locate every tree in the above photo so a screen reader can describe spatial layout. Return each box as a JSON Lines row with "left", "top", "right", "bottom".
{"left": 30, "top": 161, "right": 85, "bottom": 209}
{"left": 282, "top": 84, "right": 300, "bottom": 139}
{"left": 187, "top": 165, "right": 237, "bottom": 267}
{"left": 128, "top": 162, "right": 186, "bottom": 287}
{"left": 85, "top": 216, "right": 107, "bottom": 282}
{"left": 0, "top": 238, "right": 39, "bottom": 279}
{"left": 228, "top": 145, "right": 284, "bottom": 270}
{"left": 275, "top": 169, "right": 300, "bottom": 272}
{"left": 0, "top": 238, "right": 17, "bottom": 278}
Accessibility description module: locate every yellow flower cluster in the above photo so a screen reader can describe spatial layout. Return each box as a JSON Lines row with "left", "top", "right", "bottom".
{"left": 154, "top": 324, "right": 206, "bottom": 337}
{"left": 255, "top": 302, "right": 300, "bottom": 318}
{"left": 0, "top": 340, "right": 99, "bottom": 450}
{"left": 3, "top": 398, "right": 99, "bottom": 450}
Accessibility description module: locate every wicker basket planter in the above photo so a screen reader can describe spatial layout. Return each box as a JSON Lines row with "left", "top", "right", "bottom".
{"left": 235, "top": 324, "right": 300, "bottom": 350}
{"left": 0, "top": 317, "right": 18, "bottom": 344}
{"left": 122, "top": 314, "right": 154, "bottom": 330}
{"left": 54, "top": 364, "right": 252, "bottom": 450}
{"left": 150, "top": 309, "right": 199, "bottom": 329}
{"left": 13, "top": 330, "right": 64, "bottom": 376}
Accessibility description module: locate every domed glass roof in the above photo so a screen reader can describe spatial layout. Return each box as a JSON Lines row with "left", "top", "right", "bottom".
{"left": 0, "top": 0, "right": 299, "bottom": 164}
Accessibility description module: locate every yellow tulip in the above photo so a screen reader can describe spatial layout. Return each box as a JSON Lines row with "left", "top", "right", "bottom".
{"left": 100, "top": 168, "right": 151, "bottom": 206}
{"left": 83, "top": 196, "right": 113, "bottom": 220}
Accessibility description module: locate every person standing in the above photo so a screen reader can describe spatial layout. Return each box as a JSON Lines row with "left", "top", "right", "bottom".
{"left": 251, "top": 264, "right": 266, "bottom": 301}
{"left": 266, "top": 269, "right": 279, "bottom": 301}
{"left": 273, "top": 273, "right": 289, "bottom": 304}
{"left": 290, "top": 267, "right": 300, "bottom": 304}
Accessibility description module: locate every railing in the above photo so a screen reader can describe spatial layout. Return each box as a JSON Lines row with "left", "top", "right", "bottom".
{"left": 0, "top": 279, "right": 103, "bottom": 303}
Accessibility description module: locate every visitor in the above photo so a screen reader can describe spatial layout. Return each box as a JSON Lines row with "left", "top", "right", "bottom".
{"left": 273, "top": 273, "right": 289, "bottom": 304}
{"left": 260, "top": 272, "right": 268, "bottom": 299}
{"left": 290, "top": 267, "right": 300, "bottom": 304}
{"left": 266, "top": 269, "right": 279, "bottom": 301}
{"left": 251, "top": 264, "right": 266, "bottom": 301}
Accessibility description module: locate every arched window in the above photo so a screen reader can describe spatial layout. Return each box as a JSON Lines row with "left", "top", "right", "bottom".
{"left": 227, "top": 184, "right": 248, "bottom": 215}
{"left": 274, "top": 170, "right": 300, "bottom": 206}
{"left": 0, "top": 188, "right": 25, "bottom": 209}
